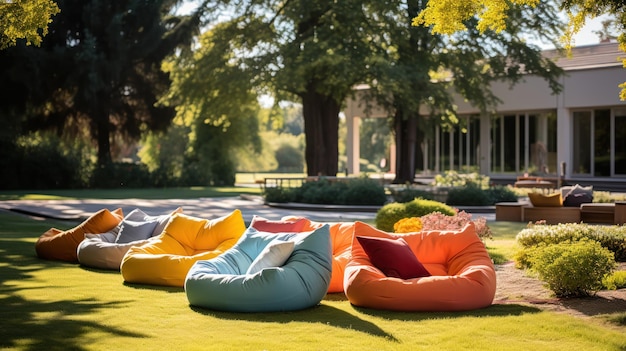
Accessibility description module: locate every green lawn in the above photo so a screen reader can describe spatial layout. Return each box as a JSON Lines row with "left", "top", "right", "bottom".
{"left": 0, "top": 186, "right": 263, "bottom": 201}
{"left": 1, "top": 210, "right": 624, "bottom": 351}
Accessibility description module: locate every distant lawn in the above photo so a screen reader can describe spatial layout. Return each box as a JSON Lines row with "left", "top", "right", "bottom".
{"left": 1, "top": 212, "right": 624, "bottom": 350}
{"left": 0, "top": 172, "right": 312, "bottom": 201}
{"left": 0, "top": 186, "right": 263, "bottom": 201}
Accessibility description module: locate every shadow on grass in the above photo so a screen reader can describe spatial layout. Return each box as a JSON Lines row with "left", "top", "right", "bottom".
{"left": 187, "top": 294, "right": 542, "bottom": 342}
{"left": 0, "top": 294, "right": 146, "bottom": 350}
{"left": 189, "top": 303, "right": 399, "bottom": 342}
{"left": 122, "top": 281, "right": 185, "bottom": 294}
{"left": 0, "top": 237, "right": 147, "bottom": 350}
{"left": 352, "top": 303, "right": 542, "bottom": 322}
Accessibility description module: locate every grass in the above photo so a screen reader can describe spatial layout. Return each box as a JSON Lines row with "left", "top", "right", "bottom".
{"left": 485, "top": 221, "right": 528, "bottom": 264}
{"left": 1, "top": 208, "right": 625, "bottom": 350}
{"left": 0, "top": 186, "right": 262, "bottom": 201}
{"left": 0, "top": 172, "right": 308, "bottom": 201}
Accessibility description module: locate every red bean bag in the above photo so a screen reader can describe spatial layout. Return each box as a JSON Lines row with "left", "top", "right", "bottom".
{"left": 344, "top": 221, "right": 496, "bottom": 311}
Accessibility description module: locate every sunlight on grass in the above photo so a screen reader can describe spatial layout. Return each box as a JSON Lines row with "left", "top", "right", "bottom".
{"left": 1, "top": 212, "right": 625, "bottom": 350}
{"left": 0, "top": 186, "right": 262, "bottom": 200}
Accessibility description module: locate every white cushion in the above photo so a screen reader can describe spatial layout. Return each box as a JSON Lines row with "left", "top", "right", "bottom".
{"left": 246, "top": 239, "right": 295, "bottom": 275}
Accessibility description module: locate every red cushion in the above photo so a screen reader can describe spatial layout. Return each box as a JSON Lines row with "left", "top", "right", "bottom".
{"left": 356, "top": 236, "right": 430, "bottom": 279}
{"left": 250, "top": 215, "right": 309, "bottom": 233}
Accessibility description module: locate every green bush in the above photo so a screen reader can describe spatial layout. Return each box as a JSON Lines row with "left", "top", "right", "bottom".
{"left": 487, "top": 186, "right": 519, "bottom": 203}
{"left": 296, "top": 180, "right": 348, "bottom": 204}
{"left": 603, "top": 270, "right": 626, "bottom": 290}
{"left": 390, "top": 187, "right": 434, "bottom": 203}
{"left": 263, "top": 178, "right": 386, "bottom": 206}
{"left": 264, "top": 187, "right": 296, "bottom": 203}
{"left": 375, "top": 198, "right": 455, "bottom": 232}
{"left": 445, "top": 184, "right": 518, "bottom": 206}
{"left": 526, "top": 240, "right": 616, "bottom": 297}
{"left": 446, "top": 184, "right": 492, "bottom": 206}
{"left": 340, "top": 178, "right": 388, "bottom": 205}
{"left": 516, "top": 223, "right": 626, "bottom": 262}
{"left": 90, "top": 162, "right": 153, "bottom": 188}
{"left": 434, "top": 170, "right": 490, "bottom": 188}
{"left": 275, "top": 143, "right": 304, "bottom": 172}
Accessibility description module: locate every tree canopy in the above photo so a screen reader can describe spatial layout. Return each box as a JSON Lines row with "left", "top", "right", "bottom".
{"left": 0, "top": 0, "right": 201, "bottom": 167}
{"left": 414, "top": 0, "right": 626, "bottom": 99}
{"left": 0, "top": 0, "right": 60, "bottom": 49}
{"left": 363, "top": 0, "right": 564, "bottom": 183}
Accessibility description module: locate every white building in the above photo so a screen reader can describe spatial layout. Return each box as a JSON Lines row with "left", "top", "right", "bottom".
{"left": 343, "top": 43, "right": 626, "bottom": 191}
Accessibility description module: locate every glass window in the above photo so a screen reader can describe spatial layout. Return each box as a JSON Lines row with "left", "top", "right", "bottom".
{"left": 615, "top": 109, "right": 626, "bottom": 175}
{"left": 594, "top": 109, "right": 611, "bottom": 176}
{"left": 573, "top": 111, "right": 592, "bottom": 175}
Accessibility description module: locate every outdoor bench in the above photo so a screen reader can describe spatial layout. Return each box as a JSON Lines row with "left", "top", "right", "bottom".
{"left": 495, "top": 201, "right": 626, "bottom": 225}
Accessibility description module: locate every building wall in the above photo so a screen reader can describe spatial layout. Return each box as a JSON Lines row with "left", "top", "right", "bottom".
{"left": 343, "top": 46, "right": 626, "bottom": 188}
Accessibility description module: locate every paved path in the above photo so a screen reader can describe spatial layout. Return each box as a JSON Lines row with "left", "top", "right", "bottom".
{"left": 0, "top": 196, "right": 380, "bottom": 223}
{"left": 0, "top": 196, "right": 495, "bottom": 223}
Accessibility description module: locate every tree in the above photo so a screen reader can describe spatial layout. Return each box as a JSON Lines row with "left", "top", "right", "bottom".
{"left": 0, "top": 0, "right": 200, "bottom": 167}
{"left": 359, "top": 1, "right": 564, "bottom": 183}
{"left": 0, "top": 0, "right": 60, "bottom": 49}
{"left": 265, "top": 1, "right": 378, "bottom": 176}
{"left": 184, "top": 0, "right": 378, "bottom": 177}
{"left": 414, "top": 0, "right": 626, "bottom": 100}
{"left": 160, "top": 22, "right": 263, "bottom": 185}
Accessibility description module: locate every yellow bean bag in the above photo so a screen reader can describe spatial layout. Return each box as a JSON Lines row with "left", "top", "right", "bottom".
{"left": 344, "top": 221, "right": 496, "bottom": 311}
{"left": 35, "top": 208, "right": 124, "bottom": 262}
{"left": 120, "top": 210, "right": 246, "bottom": 287}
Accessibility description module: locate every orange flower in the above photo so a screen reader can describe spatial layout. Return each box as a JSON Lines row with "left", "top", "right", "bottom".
{"left": 393, "top": 217, "right": 423, "bottom": 233}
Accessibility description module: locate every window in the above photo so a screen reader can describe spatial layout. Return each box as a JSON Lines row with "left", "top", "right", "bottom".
{"left": 491, "top": 112, "right": 556, "bottom": 174}
{"left": 422, "top": 116, "right": 480, "bottom": 174}
{"left": 572, "top": 108, "right": 626, "bottom": 177}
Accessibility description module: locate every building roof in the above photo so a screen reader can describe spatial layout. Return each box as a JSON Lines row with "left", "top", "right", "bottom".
{"left": 543, "top": 42, "right": 624, "bottom": 71}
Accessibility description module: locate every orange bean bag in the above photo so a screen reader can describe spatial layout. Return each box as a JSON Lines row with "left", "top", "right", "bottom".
{"left": 255, "top": 216, "right": 355, "bottom": 293}
{"left": 344, "top": 221, "right": 496, "bottom": 311}
{"left": 298, "top": 220, "right": 354, "bottom": 293}
{"left": 35, "top": 208, "right": 124, "bottom": 262}
{"left": 120, "top": 210, "right": 246, "bottom": 287}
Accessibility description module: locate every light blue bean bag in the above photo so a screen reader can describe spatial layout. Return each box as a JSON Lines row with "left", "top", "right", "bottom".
{"left": 184, "top": 225, "right": 332, "bottom": 312}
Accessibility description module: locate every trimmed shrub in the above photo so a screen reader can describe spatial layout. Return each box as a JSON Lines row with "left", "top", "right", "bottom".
{"left": 446, "top": 184, "right": 518, "bottom": 206}
{"left": 375, "top": 198, "right": 455, "bottom": 232}
{"left": 516, "top": 223, "right": 626, "bottom": 262}
{"left": 526, "top": 240, "right": 616, "bottom": 297}
{"left": 603, "top": 270, "right": 626, "bottom": 290}
{"left": 390, "top": 187, "right": 434, "bottom": 203}
{"left": 263, "top": 178, "right": 386, "bottom": 206}
{"left": 434, "top": 170, "right": 489, "bottom": 188}
{"left": 487, "top": 186, "right": 519, "bottom": 203}
{"left": 446, "top": 184, "right": 492, "bottom": 206}
{"left": 340, "top": 178, "right": 388, "bottom": 205}
{"left": 296, "top": 179, "right": 348, "bottom": 204}
{"left": 375, "top": 203, "right": 409, "bottom": 232}
{"left": 263, "top": 187, "right": 296, "bottom": 203}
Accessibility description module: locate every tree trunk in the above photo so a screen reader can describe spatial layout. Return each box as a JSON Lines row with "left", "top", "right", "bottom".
{"left": 393, "top": 111, "right": 418, "bottom": 184}
{"left": 301, "top": 86, "right": 340, "bottom": 176}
